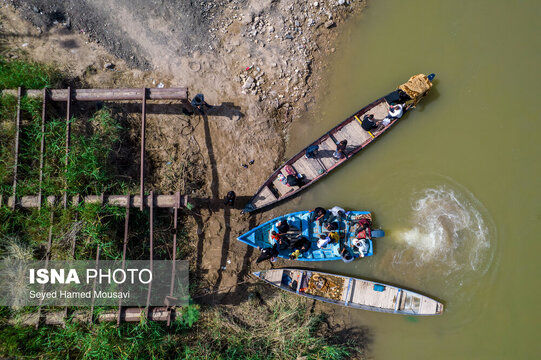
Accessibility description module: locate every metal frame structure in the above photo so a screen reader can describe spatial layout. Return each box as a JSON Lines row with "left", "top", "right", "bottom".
{"left": 2, "top": 86, "right": 191, "bottom": 326}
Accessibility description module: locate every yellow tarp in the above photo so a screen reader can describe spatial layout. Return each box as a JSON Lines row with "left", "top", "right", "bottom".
{"left": 399, "top": 74, "right": 433, "bottom": 104}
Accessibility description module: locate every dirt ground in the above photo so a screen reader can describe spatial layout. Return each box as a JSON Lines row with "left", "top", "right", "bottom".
{"left": 1, "top": 0, "right": 369, "bottom": 345}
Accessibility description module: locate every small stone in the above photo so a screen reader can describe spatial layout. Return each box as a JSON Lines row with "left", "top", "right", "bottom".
{"left": 104, "top": 62, "right": 115, "bottom": 70}
{"left": 271, "top": 62, "right": 277, "bottom": 67}
{"left": 294, "top": 20, "right": 300, "bottom": 27}
{"left": 331, "top": 47, "right": 336, "bottom": 53}
{"left": 337, "top": 0, "right": 346, "bottom": 5}
{"left": 242, "top": 76, "right": 255, "bottom": 89}
{"left": 325, "top": 20, "right": 335, "bottom": 28}
{"left": 32, "top": 6, "right": 39, "bottom": 13}
{"left": 313, "top": 2, "right": 319, "bottom": 7}
{"left": 285, "top": 33, "right": 294, "bottom": 40}
{"left": 21, "top": 43, "right": 28, "bottom": 47}
{"left": 267, "top": 25, "right": 274, "bottom": 33}
{"left": 157, "top": 82, "right": 165, "bottom": 88}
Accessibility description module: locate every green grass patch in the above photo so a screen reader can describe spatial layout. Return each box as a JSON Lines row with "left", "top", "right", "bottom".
{"left": 0, "top": 59, "right": 61, "bottom": 89}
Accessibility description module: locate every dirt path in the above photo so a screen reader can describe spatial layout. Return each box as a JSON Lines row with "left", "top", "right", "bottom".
{"left": 3, "top": 0, "right": 367, "bottom": 306}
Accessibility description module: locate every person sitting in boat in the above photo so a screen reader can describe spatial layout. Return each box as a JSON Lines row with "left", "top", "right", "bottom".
{"left": 326, "top": 206, "right": 346, "bottom": 224}
{"left": 381, "top": 103, "right": 404, "bottom": 127}
{"left": 286, "top": 174, "right": 304, "bottom": 187}
{"left": 361, "top": 114, "right": 377, "bottom": 131}
{"left": 317, "top": 232, "right": 339, "bottom": 249}
{"left": 340, "top": 246, "right": 354, "bottom": 263}
{"left": 271, "top": 231, "right": 291, "bottom": 250}
{"left": 305, "top": 144, "right": 319, "bottom": 159}
{"left": 352, "top": 238, "right": 369, "bottom": 257}
{"left": 276, "top": 220, "right": 290, "bottom": 234}
{"left": 256, "top": 244, "right": 279, "bottom": 263}
{"left": 310, "top": 207, "right": 329, "bottom": 225}
{"left": 324, "top": 222, "right": 339, "bottom": 231}
{"left": 356, "top": 218, "right": 372, "bottom": 239}
{"left": 333, "top": 140, "right": 348, "bottom": 160}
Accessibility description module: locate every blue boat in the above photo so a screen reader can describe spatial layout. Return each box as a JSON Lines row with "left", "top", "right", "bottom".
{"left": 237, "top": 211, "right": 385, "bottom": 261}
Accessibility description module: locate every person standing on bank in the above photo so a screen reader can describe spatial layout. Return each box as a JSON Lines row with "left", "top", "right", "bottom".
{"left": 191, "top": 93, "right": 214, "bottom": 114}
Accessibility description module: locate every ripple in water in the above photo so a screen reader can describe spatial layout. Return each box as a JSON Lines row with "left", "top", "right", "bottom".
{"left": 394, "top": 186, "right": 494, "bottom": 283}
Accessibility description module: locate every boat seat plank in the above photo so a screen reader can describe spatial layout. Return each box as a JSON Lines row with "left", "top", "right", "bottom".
{"left": 292, "top": 157, "right": 320, "bottom": 180}
{"left": 349, "top": 280, "right": 399, "bottom": 310}
{"left": 333, "top": 120, "right": 372, "bottom": 148}
{"left": 252, "top": 186, "right": 278, "bottom": 208}
{"left": 263, "top": 269, "right": 283, "bottom": 286}
{"left": 272, "top": 171, "right": 296, "bottom": 197}
{"left": 317, "top": 137, "right": 340, "bottom": 169}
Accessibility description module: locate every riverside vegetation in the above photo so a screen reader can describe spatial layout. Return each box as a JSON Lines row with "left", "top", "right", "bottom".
{"left": 0, "top": 58, "right": 362, "bottom": 359}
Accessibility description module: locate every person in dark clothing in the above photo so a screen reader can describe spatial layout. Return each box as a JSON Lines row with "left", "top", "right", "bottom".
{"left": 324, "top": 222, "right": 339, "bottom": 231}
{"left": 191, "top": 93, "right": 213, "bottom": 114}
{"left": 276, "top": 220, "right": 290, "bottom": 234}
{"left": 224, "top": 191, "right": 236, "bottom": 207}
{"left": 309, "top": 207, "right": 328, "bottom": 225}
{"left": 286, "top": 174, "right": 303, "bottom": 187}
{"left": 305, "top": 144, "right": 319, "bottom": 159}
{"left": 271, "top": 231, "right": 290, "bottom": 250}
{"left": 361, "top": 114, "right": 377, "bottom": 131}
{"left": 289, "top": 236, "right": 312, "bottom": 260}
{"left": 333, "top": 140, "right": 348, "bottom": 160}
{"left": 340, "top": 246, "right": 354, "bottom": 263}
{"left": 256, "top": 245, "right": 279, "bottom": 263}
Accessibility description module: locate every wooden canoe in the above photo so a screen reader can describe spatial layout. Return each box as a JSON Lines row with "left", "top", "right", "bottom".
{"left": 237, "top": 210, "right": 385, "bottom": 262}
{"left": 243, "top": 74, "right": 435, "bottom": 213}
{"left": 254, "top": 268, "right": 444, "bottom": 315}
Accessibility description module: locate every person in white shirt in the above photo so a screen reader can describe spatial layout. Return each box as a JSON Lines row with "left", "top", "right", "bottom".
{"left": 382, "top": 103, "right": 404, "bottom": 127}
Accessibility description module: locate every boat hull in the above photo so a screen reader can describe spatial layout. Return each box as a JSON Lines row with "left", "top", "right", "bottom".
{"left": 244, "top": 74, "right": 434, "bottom": 213}
{"left": 254, "top": 268, "right": 444, "bottom": 315}
{"left": 237, "top": 211, "right": 382, "bottom": 261}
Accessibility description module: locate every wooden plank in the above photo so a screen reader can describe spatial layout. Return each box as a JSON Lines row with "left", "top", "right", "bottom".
{"left": 292, "top": 157, "right": 320, "bottom": 180}
{"left": 252, "top": 186, "right": 277, "bottom": 208}
{"left": 262, "top": 270, "right": 283, "bottom": 286}
{"left": 350, "top": 280, "right": 398, "bottom": 310}
{"left": 333, "top": 120, "right": 371, "bottom": 148}
{"left": 316, "top": 137, "right": 339, "bottom": 169}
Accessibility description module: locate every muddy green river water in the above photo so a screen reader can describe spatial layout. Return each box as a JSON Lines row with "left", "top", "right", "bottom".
{"left": 279, "top": 0, "right": 540, "bottom": 358}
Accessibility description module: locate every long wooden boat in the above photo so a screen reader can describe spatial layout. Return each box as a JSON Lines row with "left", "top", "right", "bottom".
{"left": 254, "top": 268, "right": 444, "bottom": 315}
{"left": 237, "top": 210, "right": 384, "bottom": 262}
{"left": 243, "top": 74, "right": 435, "bottom": 213}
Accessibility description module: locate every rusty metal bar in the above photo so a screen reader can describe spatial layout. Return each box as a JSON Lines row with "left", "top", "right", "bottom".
{"left": 167, "top": 191, "right": 180, "bottom": 326}
{"left": 117, "top": 195, "right": 130, "bottom": 325}
{"left": 140, "top": 88, "right": 146, "bottom": 211}
{"left": 11, "top": 87, "right": 22, "bottom": 210}
{"left": 19, "top": 307, "right": 177, "bottom": 326}
{"left": 4, "top": 193, "right": 189, "bottom": 209}
{"left": 1, "top": 87, "right": 188, "bottom": 101}
{"left": 38, "top": 88, "right": 48, "bottom": 210}
{"left": 145, "top": 190, "right": 154, "bottom": 318}
{"left": 89, "top": 245, "right": 100, "bottom": 323}
{"left": 63, "top": 87, "right": 72, "bottom": 209}
{"left": 36, "top": 210, "right": 54, "bottom": 329}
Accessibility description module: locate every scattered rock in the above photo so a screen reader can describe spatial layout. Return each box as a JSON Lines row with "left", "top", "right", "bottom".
{"left": 325, "top": 20, "right": 336, "bottom": 29}
{"left": 337, "top": 0, "right": 346, "bottom": 5}
{"left": 242, "top": 76, "right": 254, "bottom": 90}
{"left": 104, "top": 62, "right": 115, "bottom": 70}
{"left": 313, "top": 2, "right": 319, "bottom": 7}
